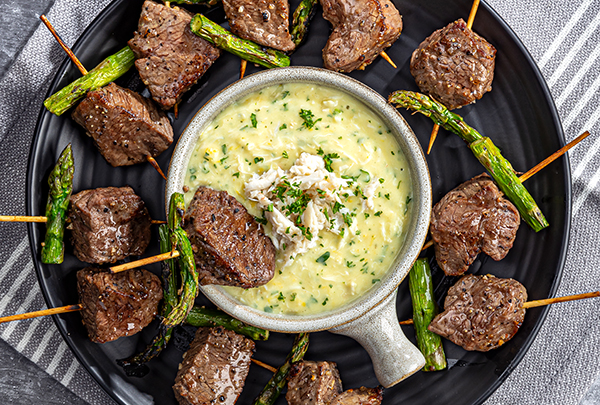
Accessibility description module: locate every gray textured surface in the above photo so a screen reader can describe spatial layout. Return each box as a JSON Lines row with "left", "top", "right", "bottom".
{"left": 0, "top": 0, "right": 599, "bottom": 404}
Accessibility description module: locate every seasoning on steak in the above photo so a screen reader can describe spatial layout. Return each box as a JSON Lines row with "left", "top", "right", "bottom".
{"left": 184, "top": 186, "right": 276, "bottom": 288}
{"left": 172, "top": 327, "right": 255, "bottom": 405}
{"left": 410, "top": 19, "right": 496, "bottom": 110}
{"left": 222, "top": 0, "right": 295, "bottom": 52}
{"left": 430, "top": 174, "right": 520, "bottom": 277}
{"left": 128, "top": 0, "right": 221, "bottom": 110}
{"left": 71, "top": 83, "right": 173, "bottom": 167}
{"left": 320, "top": 0, "right": 403, "bottom": 73}
{"left": 76, "top": 267, "right": 162, "bottom": 343}
{"left": 68, "top": 187, "right": 152, "bottom": 264}
{"left": 329, "top": 386, "right": 384, "bottom": 405}
{"left": 428, "top": 274, "right": 528, "bottom": 352}
{"left": 286, "top": 361, "right": 343, "bottom": 405}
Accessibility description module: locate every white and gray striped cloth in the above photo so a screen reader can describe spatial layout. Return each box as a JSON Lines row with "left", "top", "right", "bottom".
{"left": 0, "top": 0, "right": 599, "bottom": 404}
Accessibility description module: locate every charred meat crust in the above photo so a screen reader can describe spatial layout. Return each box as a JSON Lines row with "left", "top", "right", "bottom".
{"left": 128, "top": 0, "right": 221, "bottom": 110}
{"left": 286, "top": 360, "right": 343, "bottom": 405}
{"left": 321, "top": 0, "right": 402, "bottom": 72}
{"left": 428, "top": 274, "right": 527, "bottom": 352}
{"left": 410, "top": 18, "right": 496, "bottom": 110}
{"left": 329, "top": 386, "right": 384, "bottom": 405}
{"left": 222, "top": 0, "right": 295, "bottom": 52}
{"left": 172, "top": 327, "right": 255, "bottom": 405}
{"left": 68, "top": 186, "right": 152, "bottom": 264}
{"left": 72, "top": 83, "right": 173, "bottom": 167}
{"left": 430, "top": 173, "right": 520, "bottom": 276}
{"left": 76, "top": 267, "right": 162, "bottom": 344}
{"left": 184, "top": 186, "right": 276, "bottom": 288}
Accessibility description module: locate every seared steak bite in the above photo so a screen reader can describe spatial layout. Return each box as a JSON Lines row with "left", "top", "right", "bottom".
{"left": 320, "top": 0, "right": 403, "bottom": 72}
{"left": 286, "top": 361, "right": 343, "bottom": 405}
{"left": 71, "top": 83, "right": 173, "bottom": 167}
{"left": 222, "top": 0, "right": 295, "bottom": 52}
{"left": 128, "top": 0, "right": 221, "bottom": 110}
{"left": 172, "top": 327, "right": 255, "bottom": 405}
{"left": 68, "top": 187, "right": 152, "bottom": 264}
{"left": 184, "top": 186, "right": 276, "bottom": 288}
{"left": 428, "top": 274, "right": 528, "bottom": 352}
{"left": 76, "top": 267, "right": 162, "bottom": 343}
{"left": 329, "top": 386, "right": 384, "bottom": 405}
{"left": 430, "top": 174, "right": 520, "bottom": 276}
{"left": 410, "top": 19, "right": 496, "bottom": 110}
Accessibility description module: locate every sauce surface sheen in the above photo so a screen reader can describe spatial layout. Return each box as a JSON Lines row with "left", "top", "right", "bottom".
{"left": 184, "top": 83, "right": 412, "bottom": 315}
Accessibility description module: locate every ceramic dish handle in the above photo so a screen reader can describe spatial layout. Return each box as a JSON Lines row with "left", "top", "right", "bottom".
{"left": 329, "top": 289, "right": 425, "bottom": 387}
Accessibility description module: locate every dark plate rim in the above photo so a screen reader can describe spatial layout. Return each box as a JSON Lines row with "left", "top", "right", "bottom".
{"left": 25, "top": 1, "right": 571, "bottom": 404}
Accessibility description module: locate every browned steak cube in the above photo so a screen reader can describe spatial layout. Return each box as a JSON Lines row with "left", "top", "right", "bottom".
{"left": 329, "top": 386, "right": 384, "bottom": 405}
{"left": 173, "top": 327, "right": 255, "bottom": 405}
{"left": 128, "top": 0, "right": 221, "bottom": 110}
{"left": 184, "top": 186, "right": 276, "bottom": 288}
{"left": 428, "top": 274, "right": 528, "bottom": 352}
{"left": 321, "top": 0, "right": 402, "bottom": 72}
{"left": 222, "top": 0, "right": 295, "bottom": 52}
{"left": 71, "top": 83, "right": 173, "bottom": 167}
{"left": 410, "top": 19, "right": 496, "bottom": 110}
{"left": 68, "top": 187, "right": 152, "bottom": 264}
{"left": 286, "top": 361, "right": 343, "bottom": 405}
{"left": 76, "top": 267, "right": 162, "bottom": 343}
{"left": 430, "top": 174, "right": 520, "bottom": 276}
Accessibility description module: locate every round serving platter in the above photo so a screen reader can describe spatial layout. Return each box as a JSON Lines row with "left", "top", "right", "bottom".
{"left": 26, "top": 0, "right": 569, "bottom": 404}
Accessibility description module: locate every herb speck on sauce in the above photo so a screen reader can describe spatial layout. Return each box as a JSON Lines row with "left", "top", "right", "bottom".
{"left": 316, "top": 251, "right": 330, "bottom": 265}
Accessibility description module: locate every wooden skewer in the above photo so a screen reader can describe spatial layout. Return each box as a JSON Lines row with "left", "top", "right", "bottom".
{"left": 380, "top": 51, "right": 397, "bottom": 69}
{"left": 146, "top": 156, "right": 168, "bottom": 180}
{"left": 40, "top": 15, "right": 88, "bottom": 76}
{"left": 0, "top": 304, "right": 82, "bottom": 324}
{"left": 109, "top": 250, "right": 181, "bottom": 274}
{"left": 399, "top": 291, "right": 600, "bottom": 325}
{"left": 0, "top": 215, "right": 48, "bottom": 223}
{"left": 519, "top": 131, "right": 590, "bottom": 182}
{"left": 425, "top": 0, "right": 481, "bottom": 155}
{"left": 522, "top": 291, "right": 600, "bottom": 309}
{"left": 251, "top": 358, "right": 277, "bottom": 373}
{"left": 421, "top": 240, "right": 434, "bottom": 251}
{"left": 0, "top": 215, "right": 165, "bottom": 225}
{"left": 240, "top": 59, "right": 247, "bottom": 79}
{"left": 42, "top": 15, "right": 168, "bottom": 179}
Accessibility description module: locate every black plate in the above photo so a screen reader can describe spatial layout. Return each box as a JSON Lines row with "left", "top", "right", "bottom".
{"left": 27, "top": 0, "right": 569, "bottom": 404}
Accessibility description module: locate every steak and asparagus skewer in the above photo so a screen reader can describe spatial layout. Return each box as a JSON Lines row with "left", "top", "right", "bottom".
{"left": 389, "top": 90, "right": 549, "bottom": 232}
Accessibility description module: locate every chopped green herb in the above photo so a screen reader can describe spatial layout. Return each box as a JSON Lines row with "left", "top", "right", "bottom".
{"left": 322, "top": 298, "right": 329, "bottom": 306}
{"left": 316, "top": 251, "right": 330, "bottom": 265}
{"left": 379, "top": 178, "right": 385, "bottom": 184}
{"left": 233, "top": 172, "right": 240, "bottom": 178}
{"left": 250, "top": 113, "right": 258, "bottom": 128}
{"left": 277, "top": 292, "right": 286, "bottom": 301}
{"left": 397, "top": 180, "right": 402, "bottom": 189}
{"left": 264, "top": 306, "right": 273, "bottom": 313}
{"left": 310, "top": 296, "right": 318, "bottom": 304}
{"left": 332, "top": 108, "right": 343, "bottom": 115}
{"left": 290, "top": 292, "right": 297, "bottom": 301}
{"left": 255, "top": 215, "right": 268, "bottom": 225}
{"left": 221, "top": 144, "right": 227, "bottom": 154}
{"left": 372, "top": 279, "right": 380, "bottom": 284}
{"left": 279, "top": 123, "right": 287, "bottom": 130}
{"left": 266, "top": 203, "right": 274, "bottom": 212}
{"left": 329, "top": 284, "right": 333, "bottom": 288}
{"left": 282, "top": 150, "right": 289, "bottom": 158}
{"left": 364, "top": 213, "right": 370, "bottom": 219}
{"left": 374, "top": 211, "right": 383, "bottom": 217}
{"left": 360, "top": 169, "right": 371, "bottom": 182}
{"left": 384, "top": 193, "right": 390, "bottom": 200}
{"left": 281, "top": 90, "right": 290, "bottom": 99}
{"left": 346, "top": 260, "right": 355, "bottom": 268}
{"left": 299, "top": 109, "right": 322, "bottom": 129}
{"left": 323, "top": 152, "right": 340, "bottom": 172}
{"left": 189, "top": 168, "right": 197, "bottom": 174}
{"left": 190, "top": 175, "right": 197, "bottom": 181}
{"left": 404, "top": 195, "right": 412, "bottom": 215}
{"left": 254, "top": 157, "right": 264, "bottom": 164}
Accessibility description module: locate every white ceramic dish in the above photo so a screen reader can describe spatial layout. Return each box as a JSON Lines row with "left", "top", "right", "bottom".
{"left": 166, "top": 66, "right": 432, "bottom": 387}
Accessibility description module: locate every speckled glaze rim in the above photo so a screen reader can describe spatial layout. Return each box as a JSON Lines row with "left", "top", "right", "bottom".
{"left": 166, "top": 66, "right": 431, "bottom": 333}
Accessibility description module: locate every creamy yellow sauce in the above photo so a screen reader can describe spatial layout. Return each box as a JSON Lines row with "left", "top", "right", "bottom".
{"left": 183, "top": 83, "right": 412, "bottom": 315}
